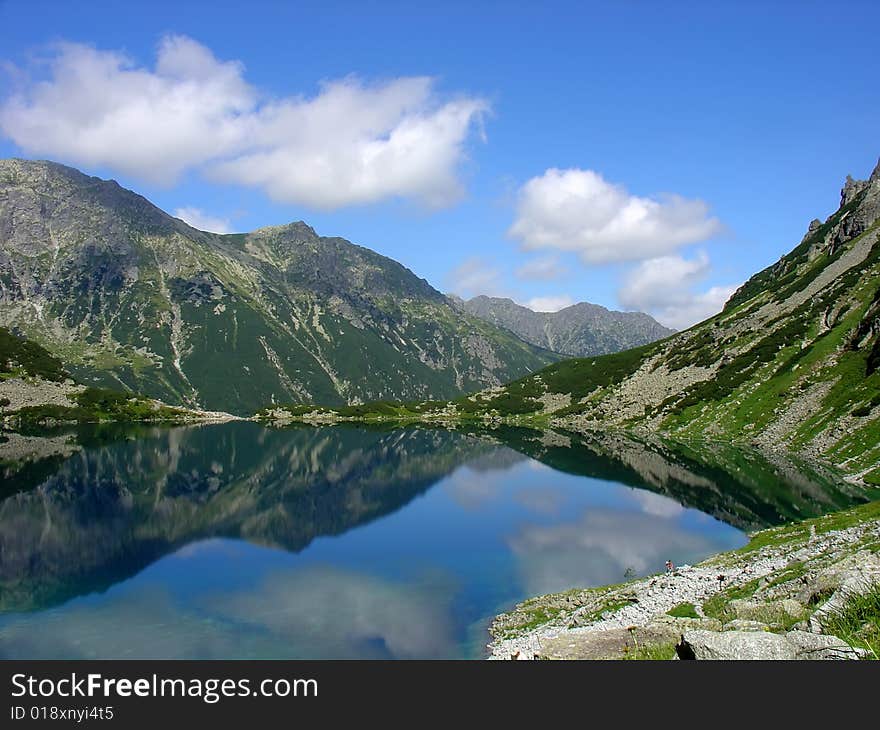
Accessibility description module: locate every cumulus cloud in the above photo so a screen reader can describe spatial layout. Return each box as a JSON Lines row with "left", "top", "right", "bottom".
{"left": 0, "top": 36, "right": 253, "bottom": 185}
{"left": 210, "top": 78, "right": 487, "bottom": 209}
{"left": 508, "top": 168, "right": 722, "bottom": 264}
{"left": 446, "top": 257, "right": 505, "bottom": 299}
{"left": 174, "top": 206, "right": 233, "bottom": 234}
{"left": 618, "top": 253, "right": 739, "bottom": 330}
{"left": 515, "top": 256, "right": 567, "bottom": 281}
{"left": 523, "top": 295, "right": 574, "bottom": 312}
{"left": 0, "top": 36, "right": 487, "bottom": 209}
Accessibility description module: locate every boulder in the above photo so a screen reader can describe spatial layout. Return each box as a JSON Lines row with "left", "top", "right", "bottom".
{"left": 677, "top": 629, "right": 864, "bottom": 660}
{"left": 780, "top": 599, "right": 805, "bottom": 619}
{"left": 785, "top": 631, "right": 865, "bottom": 660}
{"left": 536, "top": 625, "right": 678, "bottom": 660}
{"left": 677, "top": 630, "right": 797, "bottom": 660}
{"left": 728, "top": 598, "right": 802, "bottom": 624}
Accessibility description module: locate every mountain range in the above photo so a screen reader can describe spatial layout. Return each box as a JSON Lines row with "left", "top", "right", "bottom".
{"left": 0, "top": 159, "right": 567, "bottom": 414}
{"left": 460, "top": 295, "right": 674, "bottom": 357}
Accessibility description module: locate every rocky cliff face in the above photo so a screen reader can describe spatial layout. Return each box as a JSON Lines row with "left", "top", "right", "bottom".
{"left": 461, "top": 296, "right": 673, "bottom": 357}
{"left": 0, "top": 159, "right": 557, "bottom": 414}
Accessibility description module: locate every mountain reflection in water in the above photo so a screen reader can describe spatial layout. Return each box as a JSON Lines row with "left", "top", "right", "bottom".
{"left": 0, "top": 422, "right": 867, "bottom": 658}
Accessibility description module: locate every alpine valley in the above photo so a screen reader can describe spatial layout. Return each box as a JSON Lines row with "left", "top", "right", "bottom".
{"left": 267, "top": 158, "right": 880, "bottom": 488}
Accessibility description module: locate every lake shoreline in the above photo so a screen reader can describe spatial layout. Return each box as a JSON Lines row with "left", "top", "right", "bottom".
{"left": 488, "top": 500, "right": 880, "bottom": 660}
{"left": 257, "top": 407, "right": 874, "bottom": 489}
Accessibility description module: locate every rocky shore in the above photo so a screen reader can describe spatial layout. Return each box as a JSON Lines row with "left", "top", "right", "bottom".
{"left": 489, "top": 502, "right": 880, "bottom": 660}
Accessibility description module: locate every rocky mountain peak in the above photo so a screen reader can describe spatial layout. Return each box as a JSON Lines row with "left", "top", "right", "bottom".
{"left": 841, "top": 174, "right": 868, "bottom": 207}
{"left": 250, "top": 220, "right": 318, "bottom": 241}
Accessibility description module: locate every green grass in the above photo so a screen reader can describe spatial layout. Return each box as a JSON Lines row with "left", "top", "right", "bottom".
{"left": 12, "top": 387, "right": 188, "bottom": 424}
{"left": 821, "top": 584, "right": 880, "bottom": 659}
{"left": 622, "top": 641, "right": 677, "bottom": 661}
{"left": 578, "top": 596, "right": 638, "bottom": 624}
{"left": 702, "top": 579, "right": 762, "bottom": 622}
{"left": 666, "top": 602, "right": 700, "bottom": 619}
{"left": 539, "top": 343, "right": 656, "bottom": 399}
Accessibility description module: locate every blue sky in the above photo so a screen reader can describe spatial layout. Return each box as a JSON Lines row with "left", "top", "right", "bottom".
{"left": 1, "top": 0, "right": 877, "bottom": 328}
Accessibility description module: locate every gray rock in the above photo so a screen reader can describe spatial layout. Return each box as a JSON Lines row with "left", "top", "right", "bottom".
{"left": 780, "top": 599, "right": 805, "bottom": 618}
{"left": 841, "top": 174, "right": 869, "bottom": 207}
{"left": 677, "top": 630, "right": 797, "bottom": 660}
{"left": 785, "top": 630, "right": 865, "bottom": 660}
{"left": 649, "top": 615, "right": 723, "bottom": 632}
{"left": 723, "top": 619, "right": 772, "bottom": 632}
{"left": 677, "top": 629, "right": 864, "bottom": 660}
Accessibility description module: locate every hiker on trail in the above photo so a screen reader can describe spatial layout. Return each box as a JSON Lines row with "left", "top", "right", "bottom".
{"left": 665, "top": 560, "right": 674, "bottom": 574}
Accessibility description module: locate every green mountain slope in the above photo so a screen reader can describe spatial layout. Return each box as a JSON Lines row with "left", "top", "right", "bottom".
{"left": 292, "top": 158, "right": 880, "bottom": 483}
{"left": 0, "top": 159, "right": 558, "bottom": 414}
{"left": 460, "top": 295, "right": 674, "bottom": 356}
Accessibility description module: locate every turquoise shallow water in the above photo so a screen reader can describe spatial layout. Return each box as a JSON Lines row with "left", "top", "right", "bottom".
{"left": 0, "top": 421, "right": 857, "bottom": 658}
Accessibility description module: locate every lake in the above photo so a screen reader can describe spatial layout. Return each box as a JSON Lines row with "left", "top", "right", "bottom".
{"left": 0, "top": 422, "right": 866, "bottom": 658}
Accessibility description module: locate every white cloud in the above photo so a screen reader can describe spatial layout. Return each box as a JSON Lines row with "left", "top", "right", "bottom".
{"left": 173, "top": 206, "right": 232, "bottom": 234}
{"left": 0, "top": 36, "right": 254, "bottom": 185}
{"left": 446, "top": 257, "right": 504, "bottom": 299}
{"left": 619, "top": 253, "right": 739, "bottom": 330}
{"left": 0, "top": 36, "right": 487, "bottom": 209}
{"left": 508, "top": 168, "right": 722, "bottom": 264}
{"left": 210, "top": 78, "right": 487, "bottom": 209}
{"left": 515, "top": 255, "right": 567, "bottom": 281}
{"left": 523, "top": 295, "right": 574, "bottom": 312}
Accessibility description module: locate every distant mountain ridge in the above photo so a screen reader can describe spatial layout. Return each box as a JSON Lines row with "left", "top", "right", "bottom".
{"left": 461, "top": 295, "right": 674, "bottom": 357}
{"left": 0, "top": 158, "right": 558, "bottom": 414}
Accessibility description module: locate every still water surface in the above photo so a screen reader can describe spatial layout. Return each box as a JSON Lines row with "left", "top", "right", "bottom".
{"left": 0, "top": 422, "right": 862, "bottom": 658}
